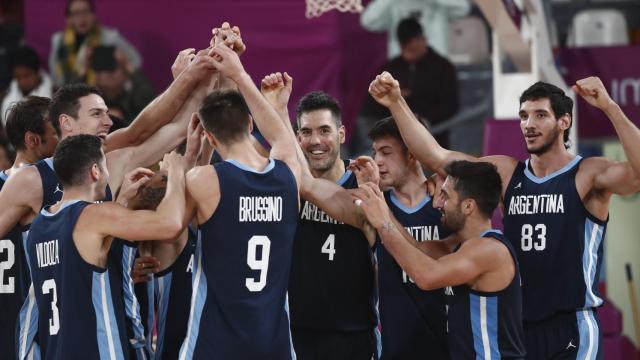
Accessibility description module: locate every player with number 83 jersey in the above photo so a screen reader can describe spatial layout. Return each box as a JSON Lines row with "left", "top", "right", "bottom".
{"left": 503, "top": 157, "right": 607, "bottom": 323}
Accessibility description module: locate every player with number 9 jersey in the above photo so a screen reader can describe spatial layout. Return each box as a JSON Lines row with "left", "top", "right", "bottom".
{"left": 179, "top": 159, "right": 299, "bottom": 359}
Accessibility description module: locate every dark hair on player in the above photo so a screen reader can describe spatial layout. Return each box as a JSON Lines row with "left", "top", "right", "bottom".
{"left": 519, "top": 81, "right": 573, "bottom": 146}
{"left": 65, "top": 0, "right": 95, "bottom": 16}
{"left": 296, "top": 91, "right": 342, "bottom": 129}
{"left": 367, "top": 116, "right": 407, "bottom": 151}
{"left": 9, "top": 46, "right": 41, "bottom": 72}
{"left": 53, "top": 134, "right": 103, "bottom": 187}
{"left": 397, "top": 17, "right": 424, "bottom": 46}
{"left": 198, "top": 89, "right": 251, "bottom": 145}
{"left": 444, "top": 160, "right": 502, "bottom": 218}
{"left": 5, "top": 96, "right": 52, "bottom": 151}
{"left": 49, "top": 83, "right": 102, "bottom": 135}
{"left": 0, "top": 136, "right": 16, "bottom": 164}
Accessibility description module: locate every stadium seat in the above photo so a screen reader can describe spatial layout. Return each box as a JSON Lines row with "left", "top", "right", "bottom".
{"left": 568, "top": 9, "right": 629, "bottom": 48}
{"left": 448, "top": 16, "right": 490, "bottom": 65}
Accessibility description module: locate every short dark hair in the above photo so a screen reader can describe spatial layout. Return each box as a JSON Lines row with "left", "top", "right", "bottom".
{"left": 5, "top": 96, "right": 52, "bottom": 151}
{"left": 65, "top": 0, "right": 95, "bottom": 16}
{"left": 444, "top": 160, "right": 502, "bottom": 218}
{"left": 198, "top": 89, "right": 251, "bottom": 145}
{"left": 296, "top": 91, "right": 341, "bottom": 129}
{"left": 519, "top": 82, "right": 573, "bottom": 145}
{"left": 9, "top": 46, "right": 41, "bottom": 72}
{"left": 397, "top": 17, "right": 424, "bottom": 46}
{"left": 367, "top": 116, "right": 406, "bottom": 150}
{"left": 53, "top": 134, "right": 103, "bottom": 187}
{"left": 0, "top": 136, "right": 16, "bottom": 164}
{"left": 50, "top": 84, "right": 102, "bottom": 135}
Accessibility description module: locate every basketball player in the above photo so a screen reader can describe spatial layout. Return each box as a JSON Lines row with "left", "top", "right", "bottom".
{"left": 177, "top": 44, "right": 302, "bottom": 359}
{"left": 366, "top": 117, "right": 450, "bottom": 359}
{"left": 368, "top": 72, "right": 640, "bottom": 358}
{"left": 0, "top": 96, "right": 58, "bottom": 359}
{"left": 260, "top": 73, "right": 377, "bottom": 359}
{"left": 352, "top": 160, "right": 526, "bottom": 358}
{"left": 124, "top": 170, "right": 197, "bottom": 360}
{"left": 119, "top": 123, "right": 213, "bottom": 360}
{"left": 8, "top": 42, "right": 223, "bottom": 360}
{"left": 26, "top": 134, "right": 186, "bottom": 359}
{"left": 0, "top": 46, "right": 217, "bottom": 239}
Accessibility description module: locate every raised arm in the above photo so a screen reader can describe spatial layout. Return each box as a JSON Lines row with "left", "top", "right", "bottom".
{"left": 210, "top": 45, "right": 301, "bottom": 185}
{"left": 573, "top": 77, "right": 640, "bottom": 195}
{"left": 104, "top": 49, "right": 200, "bottom": 152}
{"left": 369, "top": 72, "right": 518, "bottom": 190}
{"left": 90, "top": 152, "right": 186, "bottom": 242}
{"left": 106, "top": 55, "right": 214, "bottom": 192}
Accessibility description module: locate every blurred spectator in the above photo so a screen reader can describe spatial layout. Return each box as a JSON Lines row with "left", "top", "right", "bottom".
{"left": 0, "top": 136, "right": 14, "bottom": 171}
{"left": 353, "top": 18, "right": 458, "bottom": 154}
{"left": 1, "top": 46, "right": 53, "bottom": 126}
{"left": 91, "top": 45, "right": 155, "bottom": 123}
{"left": 49, "top": 0, "right": 142, "bottom": 87}
{"left": 361, "top": 0, "right": 470, "bottom": 59}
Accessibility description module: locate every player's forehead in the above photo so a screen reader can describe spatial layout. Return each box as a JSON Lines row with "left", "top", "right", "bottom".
{"left": 77, "top": 94, "right": 108, "bottom": 114}
{"left": 519, "top": 98, "right": 552, "bottom": 114}
{"left": 298, "top": 109, "right": 338, "bottom": 130}
{"left": 372, "top": 136, "right": 401, "bottom": 152}
{"left": 442, "top": 176, "right": 457, "bottom": 196}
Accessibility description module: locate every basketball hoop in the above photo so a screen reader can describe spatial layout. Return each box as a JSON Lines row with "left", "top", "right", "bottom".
{"left": 305, "top": 0, "right": 364, "bottom": 18}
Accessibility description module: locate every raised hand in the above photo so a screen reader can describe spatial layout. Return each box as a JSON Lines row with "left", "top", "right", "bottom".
{"left": 348, "top": 156, "right": 380, "bottom": 186}
{"left": 171, "top": 48, "right": 196, "bottom": 79}
{"left": 260, "top": 72, "right": 293, "bottom": 110}
{"left": 183, "top": 49, "right": 217, "bottom": 81}
{"left": 572, "top": 76, "right": 616, "bottom": 111}
{"left": 350, "top": 182, "right": 391, "bottom": 229}
{"left": 369, "top": 71, "right": 402, "bottom": 108}
{"left": 212, "top": 22, "right": 246, "bottom": 55}
{"left": 163, "top": 151, "right": 185, "bottom": 175}
{"left": 116, "top": 167, "right": 155, "bottom": 206}
{"left": 209, "top": 45, "right": 246, "bottom": 82}
{"left": 183, "top": 114, "right": 205, "bottom": 170}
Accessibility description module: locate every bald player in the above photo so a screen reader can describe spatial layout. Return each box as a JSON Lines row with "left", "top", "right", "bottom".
{"left": 368, "top": 72, "right": 640, "bottom": 359}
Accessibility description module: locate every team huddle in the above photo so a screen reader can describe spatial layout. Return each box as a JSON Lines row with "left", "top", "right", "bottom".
{"left": 1, "top": 22, "right": 639, "bottom": 360}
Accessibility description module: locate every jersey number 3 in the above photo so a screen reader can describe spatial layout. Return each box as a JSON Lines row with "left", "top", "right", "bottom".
{"left": 521, "top": 224, "right": 547, "bottom": 251}
{"left": 42, "top": 279, "right": 60, "bottom": 335}
{"left": 246, "top": 236, "right": 271, "bottom": 292}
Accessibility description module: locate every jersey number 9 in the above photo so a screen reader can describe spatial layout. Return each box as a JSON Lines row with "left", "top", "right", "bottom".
{"left": 246, "top": 236, "right": 271, "bottom": 292}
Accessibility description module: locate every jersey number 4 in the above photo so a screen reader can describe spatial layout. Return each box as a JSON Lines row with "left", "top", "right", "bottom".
{"left": 521, "top": 224, "right": 547, "bottom": 251}
{"left": 0, "top": 239, "right": 15, "bottom": 293}
{"left": 321, "top": 234, "right": 336, "bottom": 261}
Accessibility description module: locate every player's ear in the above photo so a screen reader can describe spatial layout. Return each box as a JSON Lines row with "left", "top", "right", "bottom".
{"left": 558, "top": 113, "right": 571, "bottom": 132}
{"left": 90, "top": 163, "right": 100, "bottom": 181}
{"left": 59, "top": 114, "right": 73, "bottom": 134}
{"left": 462, "top": 198, "right": 474, "bottom": 215}
{"left": 338, "top": 125, "right": 346, "bottom": 145}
